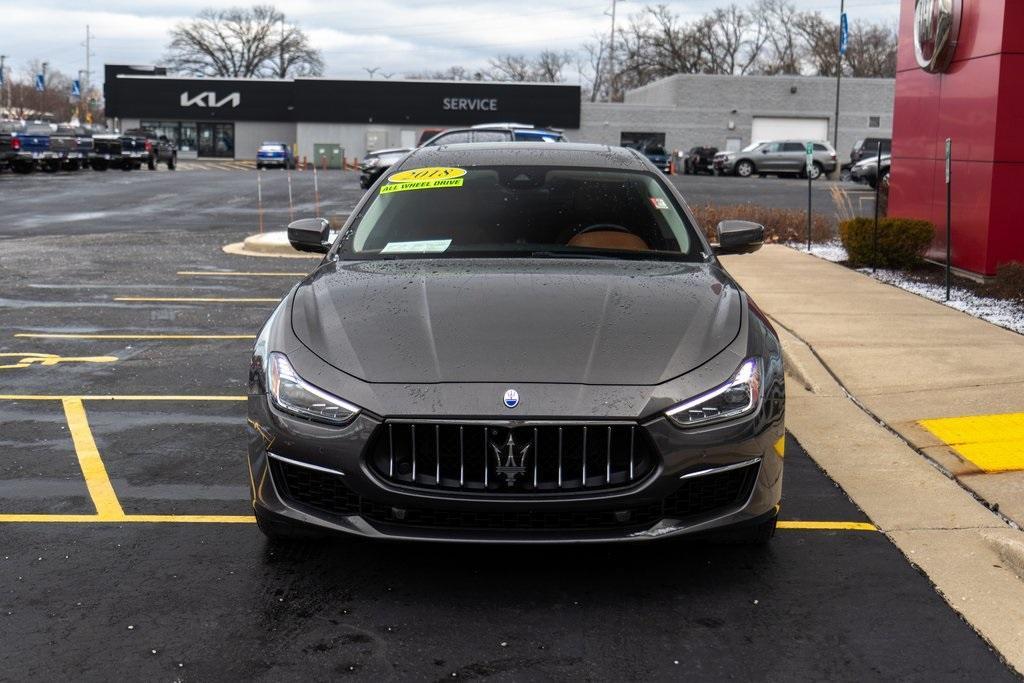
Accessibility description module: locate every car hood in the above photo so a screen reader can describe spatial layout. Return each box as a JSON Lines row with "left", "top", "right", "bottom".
{"left": 291, "top": 259, "right": 742, "bottom": 385}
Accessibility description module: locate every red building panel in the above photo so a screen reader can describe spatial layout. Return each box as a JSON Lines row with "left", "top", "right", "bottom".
{"left": 890, "top": 0, "right": 1024, "bottom": 276}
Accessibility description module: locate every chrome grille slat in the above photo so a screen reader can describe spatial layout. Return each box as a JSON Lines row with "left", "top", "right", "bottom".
{"left": 370, "top": 422, "right": 655, "bottom": 495}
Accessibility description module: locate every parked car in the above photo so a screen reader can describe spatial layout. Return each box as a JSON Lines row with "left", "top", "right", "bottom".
{"left": 126, "top": 128, "right": 177, "bottom": 170}
{"left": 422, "top": 123, "right": 567, "bottom": 146}
{"left": 252, "top": 142, "right": 784, "bottom": 545}
{"left": 633, "top": 142, "right": 671, "bottom": 173}
{"left": 850, "top": 137, "right": 891, "bottom": 165}
{"left": 683, "top": 146, "right": 718, "bottom": 175}
{"left": 850, "top": 153, "right": 891, "bottom": 189}
{"left": 89, "top": 135, "right": 123, "bottom": 171}
{"left": 358, "top": 147, "right": 411, "bottom": 189}
{"left": 8, "top": 123, "right": 57, "bottom": 173}
{"left": 714, "top": 140, "right": 837, "bottom": 180}
{"left": 257, "top": 142, "right": 295, "bottom": 170}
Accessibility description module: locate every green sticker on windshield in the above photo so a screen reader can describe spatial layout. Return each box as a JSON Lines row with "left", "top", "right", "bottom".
{"left": 380, "top": 177, "right": 464, "bottom": 194}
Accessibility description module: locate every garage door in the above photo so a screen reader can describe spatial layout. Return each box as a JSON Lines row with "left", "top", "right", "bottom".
{"left": 751, "top": 117, "right": 829, "bottom": 144}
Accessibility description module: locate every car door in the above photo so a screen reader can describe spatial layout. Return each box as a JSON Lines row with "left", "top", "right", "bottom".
{"left": 758, "top": 142, "right": 784, "bottom": 171}
{"left": 779, "top": 142, "right": 807, "bottom": 173}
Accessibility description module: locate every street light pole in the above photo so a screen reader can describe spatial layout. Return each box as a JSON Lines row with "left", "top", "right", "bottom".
{"left": 0, "top": 55, "right": 6, "bottom": 116}
{"left": 606, "top": 0, "right": 622, "bottom": 102}
{"left": 832, "top": 0, "right": 845, "bottom": 154}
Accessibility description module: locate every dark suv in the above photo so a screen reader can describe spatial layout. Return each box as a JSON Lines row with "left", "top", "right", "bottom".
{"left": 850, "top": 137, "right": 891, "bottom": 165}
{"left": 684, "top": 146, "right": 718, "bottom": 175}
{"left": 422, "top": 123, "right": 566, "bottom": 146}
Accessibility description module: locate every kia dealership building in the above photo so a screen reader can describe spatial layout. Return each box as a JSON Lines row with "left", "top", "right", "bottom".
{"left": 104, "top": 64, "right": 893, "bottom": 165}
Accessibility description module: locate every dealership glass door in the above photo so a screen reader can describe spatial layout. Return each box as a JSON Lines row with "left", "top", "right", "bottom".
{"left": 197, "top": 122, "right": 235, "bottom": 158}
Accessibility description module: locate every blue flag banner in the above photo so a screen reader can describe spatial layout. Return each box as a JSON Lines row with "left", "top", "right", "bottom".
{"left": 72, "top": 80, "right": 81, "bottom": 97}
{"left": 35, "top": 74, "right": 45, "bottom": 91}
{"left": 840, "top": 13, "right": 849, "bottom": 56}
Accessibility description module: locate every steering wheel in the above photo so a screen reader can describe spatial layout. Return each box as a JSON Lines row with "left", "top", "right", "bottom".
{"left": 576, "top": 223, "right": 632, "bottom": 235}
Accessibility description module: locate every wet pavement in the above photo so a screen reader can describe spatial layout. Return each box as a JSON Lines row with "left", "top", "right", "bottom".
{"left": 0, "top": 172, "right": 1014, "bottom": 679}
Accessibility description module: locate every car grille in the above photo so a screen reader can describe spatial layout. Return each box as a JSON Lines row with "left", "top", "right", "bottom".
{"left": 271, "top": 458, "right": 758, "bottom": 533}
{"left": 367, "top": 422, "right": 657, "bottom": 495}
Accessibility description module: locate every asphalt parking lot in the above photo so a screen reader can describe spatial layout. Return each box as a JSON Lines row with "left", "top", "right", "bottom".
{"left": 0, "top": 170, "right": 1012, "bottom": 679}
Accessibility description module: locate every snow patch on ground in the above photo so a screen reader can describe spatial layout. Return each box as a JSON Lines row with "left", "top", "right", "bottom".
{"left": 786, "top": 242, "right": 1024, "bottom": 336}
{"left": 786, "top": 240, "right": 848, "bottom": 263}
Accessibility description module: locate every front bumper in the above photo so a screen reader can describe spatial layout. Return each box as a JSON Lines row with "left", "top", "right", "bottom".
{"left": 246, "top": 396, "right": 784, "bottom": 543}
{"left": 713, "top": 158, "right": 736, "bottom": 174}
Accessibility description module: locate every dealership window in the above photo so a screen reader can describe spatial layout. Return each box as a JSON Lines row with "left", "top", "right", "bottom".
{"left": 868, "top": 116, "right": 881, "bottom": 128}
{"left": 139, "top": 121, "right": 198, "bottom": 152}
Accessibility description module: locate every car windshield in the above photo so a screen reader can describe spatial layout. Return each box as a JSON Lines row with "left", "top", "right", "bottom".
{"left": 741, "top": 142, "right": 761, "bottom": 152}
{"left": 645, "top": 145, "right": 667, "bottom": 156}
{"left": 341, "top": 165, "right": 705, "bottom": 262}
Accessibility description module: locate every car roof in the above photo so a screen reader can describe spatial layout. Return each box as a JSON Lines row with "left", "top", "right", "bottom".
{"left": 391, "top": 142, "right": 649, "bottom": 172}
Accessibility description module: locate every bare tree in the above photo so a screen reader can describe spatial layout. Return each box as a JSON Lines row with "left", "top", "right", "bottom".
{"left": 531, "top": 50, "right": 573, "bottom": 83}
{"left": 405, "top": 66, "right": 486, "bottom": 81}
{"left": 794, "top": 12, "right": 839, "bottom": 76}
{"left": 753, "top": 0, "right": 801, "bottom": 75}
{"left": 844, "top": 20, "right": 898, "bottom": 77}
{"left": 487, "top": 54, "right": 531, "bottom": 82}
{"left": 577, "top": 37, "right": 607, "bottom": 102}
{"left": 165, "top": 5, "right": 323, "bottom": 78}
{"left": 6, "top": 60, "right": 76, "bottom": 120}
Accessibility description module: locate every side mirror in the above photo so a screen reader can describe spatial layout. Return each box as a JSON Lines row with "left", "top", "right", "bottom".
{"left": 288, "top": 217, "right": 331, "bottom": 254}
{"left": 760, "top": 149, "right": 768, "bottom": 154}
{"left": 714, "top": 220, "right": 764, "bottom": 255}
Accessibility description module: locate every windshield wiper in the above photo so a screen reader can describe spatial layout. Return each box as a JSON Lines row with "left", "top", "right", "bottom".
{"left": 529, "top": 250, "right": 622, "bottom": 260}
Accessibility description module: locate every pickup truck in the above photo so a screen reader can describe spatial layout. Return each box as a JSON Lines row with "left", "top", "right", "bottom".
{"left": 125, "top": 128, "right": 177, "bottom": 170}
{"left": 118, "top": 131, "right": 150, "bottom": 170}
{"left": 47, "top": 125, "right": 90, "bottom": 172}
{"left": 0, "top": 121, "right": 17, "bottom": 172}
{"left": 8, "top": 123, "right": 58, "bottom": 173}
{"left": 89, "top": 135, "right": 123, "bottom": 171}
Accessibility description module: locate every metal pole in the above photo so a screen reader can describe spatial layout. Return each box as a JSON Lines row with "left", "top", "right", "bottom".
{"left": 257, "top": 171, "right": 265, "bottom": 234}
{"left": 0, "top": 55, "right": 6, "bottom": 116}
{"left": 832, "top": 0, "right": 845, "bottom": 154}
{"left": 807, "top": 169, "right": 812, "bottom": 252}
{"left": 313, "top": 164, "right": 321, "bottom": 216}
{"left": 945, "top": 138, "right": 952, "bottom": 301}
{"left": 872, "top": 143, "right": 882, "bottom": 273}
{"left": 287, "top": 170, "right": 294, "bottom": 223}
{"left": 607, "top": 0, "right": 618, "bottom": 102}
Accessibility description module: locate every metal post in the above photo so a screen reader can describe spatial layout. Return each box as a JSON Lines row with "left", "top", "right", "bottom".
{"left": 287, "top": 170, "right": 294, "bottom": 223}
{"left": 872, "top": 143, "right": 882, "bottom": 273}
{"left": 313, "top": 164, "right": 321, "bottom": 216}
{"left": 832, "top": 0, "right": 845, "bottom": 154}
{"left": 256, "top": 171, "right": 264, "bottom": 234}
{"left": 807, "top": 170, "right": 813, "bottom": 252}
{"left": 945, "top": 138, "right": 952, "bottom": 301}
{"left": 0, "top": 55, "right": 6, "bottom": 116}
{"left": 606, "top": 0, "right": 620, "bottom": 101}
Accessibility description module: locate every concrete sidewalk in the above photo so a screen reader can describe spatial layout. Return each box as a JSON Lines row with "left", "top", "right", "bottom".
{"left": 723, "top": 245, "right": 1024, "bottom": 526}
{"left": 722, "top": 245, "right": 1024, "bottom": 671}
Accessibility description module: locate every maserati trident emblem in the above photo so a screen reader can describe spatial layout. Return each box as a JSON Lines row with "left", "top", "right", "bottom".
{"left": 503, "top": 389, "right": 519, "bottom": 408}
{"left": 490, "top": 433, "right": 530, "bottom": 486}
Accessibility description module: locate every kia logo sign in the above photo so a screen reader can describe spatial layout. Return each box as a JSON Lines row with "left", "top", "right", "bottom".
{"left": 180, "top": 91, "right": 241, "bottom": 108}
{"left": 914, "top": 0, "right": 962, "bottom": 73}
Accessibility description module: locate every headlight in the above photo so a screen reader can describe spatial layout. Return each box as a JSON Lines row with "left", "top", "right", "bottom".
{"left": 267, "top": 352, "right": 360, "bottom": 425}
{"left": 665, "top": 358, "right": 760, "bottom": 427}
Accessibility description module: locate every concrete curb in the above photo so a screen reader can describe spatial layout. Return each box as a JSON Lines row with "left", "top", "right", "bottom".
{"left": 223, "top": 231, "right": 320, "bottom": 259}
{"left": 777, "top": 322, "right": 1024, "bottom": 673}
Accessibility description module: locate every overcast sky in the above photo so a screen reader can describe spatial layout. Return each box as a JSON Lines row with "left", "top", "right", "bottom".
{"left": 1, "top": 0, "right": 900, "bottom": 87}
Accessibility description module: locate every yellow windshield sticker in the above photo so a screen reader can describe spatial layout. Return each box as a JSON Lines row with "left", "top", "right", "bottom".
{"left": 380, "top": 177, "right": 464, "bottom": 194}
{"left": 387, "top": 167, "right": 467, "bottom": 183}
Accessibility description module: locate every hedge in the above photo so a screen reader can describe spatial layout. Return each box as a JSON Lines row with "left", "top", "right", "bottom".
{"left": 839, "top": 217, "right": 934, "bottom": 269}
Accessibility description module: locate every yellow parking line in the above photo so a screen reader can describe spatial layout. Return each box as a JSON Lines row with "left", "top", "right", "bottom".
{"left": 177, "top": 271, "right": 307, "bottom": 277}
{"left": 62, "top": 397, "right": 125, "bottom": 519}
{"left": 0, "top": 514, "right": 255, "bottom": 523}
{"left": 113, "top": 297, "right": 279, "bottom": 303}
{"left": 777, "top": 521, "right": 877, "bottom": 531}
{"left": 16, "top": 333, "right": 255, "bottom": 340}
{"left": 0, "top": 394, "right": 246, "bottom": 401}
